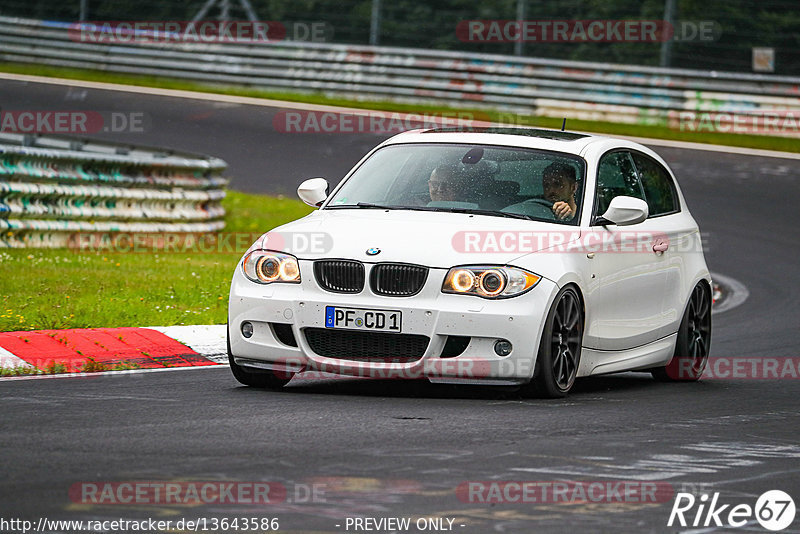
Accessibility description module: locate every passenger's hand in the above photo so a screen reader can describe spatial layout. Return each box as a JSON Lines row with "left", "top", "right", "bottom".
{"left": 552, "top": 201, "right": 574, "bottom": 220}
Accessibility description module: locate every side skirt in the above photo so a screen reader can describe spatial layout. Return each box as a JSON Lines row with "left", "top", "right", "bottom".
{"left": 577, "top": 334, "right": 677, "bottom": 377}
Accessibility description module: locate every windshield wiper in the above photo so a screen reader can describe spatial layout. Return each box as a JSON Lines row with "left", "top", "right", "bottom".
{"left": 356, "top": 202, "right": 397, "bottom": 209}
{"left": 326, "top": 203, "right": 439, "bottom": 212}
{"left": 443, "top": 208, "right": 534, "bottom": 220}
{"left": 325, "top": 202, "right": 392, "bottom": 210}
{"left": 326, "top": 203, "right": 536, "bottom": 220}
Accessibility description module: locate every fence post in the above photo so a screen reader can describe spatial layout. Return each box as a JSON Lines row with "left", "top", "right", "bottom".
{"left": 370, "top": 0, "right": 381, "bottom": 46}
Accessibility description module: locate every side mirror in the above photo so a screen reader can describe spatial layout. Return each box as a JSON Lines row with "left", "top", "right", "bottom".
{"left": 297, "top": 177, "right": 329, "bottom": 207}
{"left": 595, "top": 196, "right": 649, "bottom": 226}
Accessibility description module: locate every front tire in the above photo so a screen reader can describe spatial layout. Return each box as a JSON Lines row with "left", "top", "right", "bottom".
{"left": 227, "top": 326, "right": 292, "bottom": 389}
{"left": 523, "top": 286, "right": 584, "bottom": 398}
{"left": 652, "top": 282, "right": 712, "bottom": 382}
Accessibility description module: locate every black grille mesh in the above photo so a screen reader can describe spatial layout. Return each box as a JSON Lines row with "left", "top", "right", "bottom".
{"left": 304, "top": 328, "right": 429, "bottom": 362}
{"left": 314, "top": 260, "right": 365, "bottom": 293}
{"left": 370, "top": 263, "right": 428, "bottom": 296}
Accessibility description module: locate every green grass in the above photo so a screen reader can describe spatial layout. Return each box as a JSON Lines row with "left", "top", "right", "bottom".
{"left": 0, "top": 359, "right": 141, "bottom": 375}
{"left": 2, "top": 61, "right": 798, "bottom": 153}
{"left": 0, "top": 365, "right": 42, "bottom": 376}
{"left": 222, "top": 190, "right": 313, "bottom": 233}
{"left": 0, "top": 190, "right": 313, "bottom": 332}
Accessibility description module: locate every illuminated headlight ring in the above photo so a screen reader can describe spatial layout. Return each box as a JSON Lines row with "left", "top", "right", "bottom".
{"left": 243, "top": 250, "right": 301, "bottom": 284}
{"left": 442, "top": 265, "right": 540, "bottom": 298}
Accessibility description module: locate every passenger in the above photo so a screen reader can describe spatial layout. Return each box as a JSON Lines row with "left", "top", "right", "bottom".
{"left": 428, "top": 165, "right": 465, "bottom": 202}
{"left": 542, "top": 162, "right": 578, "bottom": 220}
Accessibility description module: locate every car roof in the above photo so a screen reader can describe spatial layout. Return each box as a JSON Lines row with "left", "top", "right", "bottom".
{"left": 378, "top": 127, "right": 642, "bottom": 157}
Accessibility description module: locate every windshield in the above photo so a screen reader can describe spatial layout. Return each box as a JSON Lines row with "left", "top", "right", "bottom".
{"left": 325, "top": 143, "right": 586, "bottom": 224}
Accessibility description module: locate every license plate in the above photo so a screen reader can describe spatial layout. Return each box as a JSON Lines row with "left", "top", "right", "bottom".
{"left": 325, "top": 306, "right": 402, "bottom": 333}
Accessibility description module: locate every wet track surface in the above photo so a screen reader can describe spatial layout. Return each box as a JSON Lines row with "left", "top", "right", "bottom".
{"left": 1, "top": 78, "right": 799, "bottom": 533}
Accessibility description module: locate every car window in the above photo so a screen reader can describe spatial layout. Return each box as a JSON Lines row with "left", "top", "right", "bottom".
{"left": 595, "top": 151, "right": 645, "bottom": 216}
{"left": 326, "top": 144, "right": 586, "bottom": 225}
{"left": 631, "top": 152, "right": 680, "bottom": 216}
{"left": 496, "top": 159, "right": 583, "bottom": 197}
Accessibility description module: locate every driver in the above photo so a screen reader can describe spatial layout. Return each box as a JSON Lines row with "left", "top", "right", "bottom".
{"left": 428, "top": 165, "right": 465, "bottom": 202}
{"left": 542, "top": 162, "right": 578, "bottom": 221}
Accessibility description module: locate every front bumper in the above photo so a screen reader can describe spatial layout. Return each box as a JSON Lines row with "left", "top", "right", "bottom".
{"left": 228, "top": 260, "right": 558, "bottom": 384}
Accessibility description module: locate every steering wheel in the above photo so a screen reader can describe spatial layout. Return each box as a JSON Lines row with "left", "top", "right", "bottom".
{"left": 523, "top": 198, "right": 555, "bottom": 209}
{"left": 502, "top": 197, "right": 557, "bottom": 220}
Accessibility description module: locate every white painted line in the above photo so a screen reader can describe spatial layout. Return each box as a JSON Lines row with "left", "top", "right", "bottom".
{"left": 0, "top": 363, "right": 224, "bottom": 382}
{"left": 680, "top": 520, "right": 760, "bottom": 534}
{"left": 2, "top": 71, "right": 799, "bottom": 160}
{"left": 146, "top": 324, "right": 227, "bottom": 363}
{"left": 0, "top": 71, "right": 390, "bottom": 115}
{"left": 509, "top": 466, "right": 673, "bottom": 481}
{"left": 710, "top": 272, "right": 750, "bottom": 314}
{"left": 608, "top": 133, "right": 800, "bottom": 160}
{"left": 0, "top": 346, "right": 33, "bottom": 369}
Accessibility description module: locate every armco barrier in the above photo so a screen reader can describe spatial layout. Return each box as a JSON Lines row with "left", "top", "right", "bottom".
{"left": 0, "top": 132, "right": 227, "bottom": 248}
{"left": 1, "top": 16, "right": 799, "bottom": 136}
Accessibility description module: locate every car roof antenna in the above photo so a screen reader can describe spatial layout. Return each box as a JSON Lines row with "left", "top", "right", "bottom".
{"left": 561, "top": 118, "right": 567, "bottom": 131}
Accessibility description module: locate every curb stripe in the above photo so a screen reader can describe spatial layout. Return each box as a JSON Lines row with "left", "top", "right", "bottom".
{"left": 0, "top": 327, "right": 220, "bottom": 374}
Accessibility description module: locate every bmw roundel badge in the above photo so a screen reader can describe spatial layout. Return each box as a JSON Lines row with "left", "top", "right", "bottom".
{"left": 366, "top": 247, "right": 381, "bottom": 256}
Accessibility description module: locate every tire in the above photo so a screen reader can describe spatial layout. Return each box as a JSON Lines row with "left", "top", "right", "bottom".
{"left": 522, "top": 286, "right": 584, "bottom": 398}
{"left": 652, "top": 282, "right": 712, "bottom": 382}
{"left": 227, "top": 325, "right": 292, "bottom": 389}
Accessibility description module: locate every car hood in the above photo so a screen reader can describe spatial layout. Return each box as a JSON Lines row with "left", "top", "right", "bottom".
{"left": 254, "top": 209, "right": 581, "bottom": 268}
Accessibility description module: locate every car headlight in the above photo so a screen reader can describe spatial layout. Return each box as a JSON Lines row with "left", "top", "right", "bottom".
{"left": 442, "top": 266, "right": 540, "bottom": 298}
{"left": 243, "top": 250, "right": 301, "bottom": 284}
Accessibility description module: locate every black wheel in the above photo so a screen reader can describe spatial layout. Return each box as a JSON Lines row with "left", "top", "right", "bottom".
{"left": 652, "top": 282, "right": 712, "bottom": 382}
{"left": 227, "top": 325, "right": 292, "bottom": 389}
{"left": 523, "top": 286, "right": 583, "bottom": 398}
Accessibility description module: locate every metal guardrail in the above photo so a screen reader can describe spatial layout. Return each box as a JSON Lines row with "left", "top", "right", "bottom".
{"left": 0, "top": 132, "right": 227, "bottom": 248}
{"left": 1, "top": 15, "right": 799, "bottom": 135}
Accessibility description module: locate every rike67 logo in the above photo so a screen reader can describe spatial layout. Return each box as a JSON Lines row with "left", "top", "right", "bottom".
{"left": 669, "top": 490, "right": 796, "bottom": 531}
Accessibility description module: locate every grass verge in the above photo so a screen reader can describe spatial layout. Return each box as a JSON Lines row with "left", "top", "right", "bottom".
{"left": 0, "top": 359, "right": 142, "bottom": 376}
{"left": 2, "top": 62, "right": 798, "bottom": 153}
{"left": 0, "top": 190, "right": 314, "bottom": 331}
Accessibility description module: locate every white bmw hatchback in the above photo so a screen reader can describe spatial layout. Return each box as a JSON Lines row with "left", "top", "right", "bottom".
{"left": 228, "top": 128, "right": 711, "bottom": 397}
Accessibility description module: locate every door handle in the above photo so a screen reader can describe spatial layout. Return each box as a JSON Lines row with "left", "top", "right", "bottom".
{"left": 652, "top": 240, "right": 669, "bottom": 253}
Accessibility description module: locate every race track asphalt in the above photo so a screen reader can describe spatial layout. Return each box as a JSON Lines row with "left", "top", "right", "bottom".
{"left": 1, "top": 78, "right": 799, "bottom": 533}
